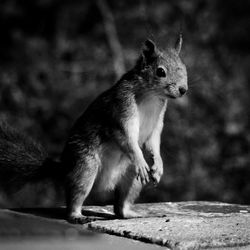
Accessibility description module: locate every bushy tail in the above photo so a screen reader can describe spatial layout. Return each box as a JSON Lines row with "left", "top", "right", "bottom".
{"left": 0, "top": 123, "right": 60, "bottom": 191}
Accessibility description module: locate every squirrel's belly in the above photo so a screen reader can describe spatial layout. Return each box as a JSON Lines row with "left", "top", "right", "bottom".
{"left": 94, "top": 142, "right": 130, "bottom": 192}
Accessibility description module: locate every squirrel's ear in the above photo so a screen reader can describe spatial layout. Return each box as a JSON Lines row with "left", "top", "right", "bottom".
{"left": 142, "top": 39, "right": 158, "bottom": 64}
{"left": 175, "top": 33, "right": 183, "bottom": 54}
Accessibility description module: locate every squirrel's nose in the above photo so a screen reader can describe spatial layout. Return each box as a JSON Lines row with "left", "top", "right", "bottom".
{"left": 179, "top": 87, "right": 187, "bottom": 96}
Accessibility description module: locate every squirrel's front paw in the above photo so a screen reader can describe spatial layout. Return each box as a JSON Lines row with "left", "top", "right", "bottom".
{"left": 150, "top": 160, "right": 163, "bottom": 185}
{"left": 135, "top": 160, "right": 150, "bottom": 185}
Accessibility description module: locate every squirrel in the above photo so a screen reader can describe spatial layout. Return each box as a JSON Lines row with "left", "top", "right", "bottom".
{"left": 0, "top": 36, "right": 187, "bottom": 224}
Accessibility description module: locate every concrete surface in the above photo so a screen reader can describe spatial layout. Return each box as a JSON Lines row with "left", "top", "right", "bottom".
{"left": 87, "top": 202, "right": 250, "bottom": 249}
{"left": 0, "top": 202, "right": 250, "bottom": 249}
{"left": 88, "top": 202, "right": 250, "bottom": 249}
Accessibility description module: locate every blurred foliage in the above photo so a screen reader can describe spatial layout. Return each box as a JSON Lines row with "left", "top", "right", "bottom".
{"left": 0, "top": 0, "right": 250, "bottom": 207}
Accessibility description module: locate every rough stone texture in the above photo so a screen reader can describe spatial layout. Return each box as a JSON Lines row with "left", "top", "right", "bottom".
{"left": 87, "top": 202, "right": 250, "bottom": 249}
{"left": 1, "top": 202, "right": 250, "bottom": 249}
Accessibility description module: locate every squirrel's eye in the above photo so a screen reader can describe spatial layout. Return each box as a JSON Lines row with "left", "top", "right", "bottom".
{"left": 156, "top": 67, "right": 166, "bottom": 77}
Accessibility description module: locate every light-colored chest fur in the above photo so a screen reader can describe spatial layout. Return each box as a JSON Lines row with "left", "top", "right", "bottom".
{"left": 137, "top": 94, "right": 166, "bottom": 145}
{"left": 94, "top": 94, "right": 167, "bottom": 195}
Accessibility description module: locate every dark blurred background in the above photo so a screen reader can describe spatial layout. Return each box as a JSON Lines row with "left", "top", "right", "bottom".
{"left": 0, "top": 0, "right": 250, "bottom": 207}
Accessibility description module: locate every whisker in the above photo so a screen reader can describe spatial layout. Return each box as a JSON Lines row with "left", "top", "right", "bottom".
{"left": 187, "top": 85, "right": 197, "bottom": 90}
{"left": 188, "top": 78, "right": 201, "bottom": 84}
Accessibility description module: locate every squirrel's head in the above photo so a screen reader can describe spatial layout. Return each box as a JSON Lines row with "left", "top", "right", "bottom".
{"left": 137, "top": 36, "right": 188, "bottom": 99}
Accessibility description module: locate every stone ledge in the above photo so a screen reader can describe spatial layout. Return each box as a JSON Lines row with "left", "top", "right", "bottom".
{"left": 1, "top": 201, "right": 250, "bottom": 249}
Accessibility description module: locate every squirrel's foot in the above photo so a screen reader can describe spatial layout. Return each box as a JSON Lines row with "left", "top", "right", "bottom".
{"left": 68, "top": 214, "right": 92, "bottom": 224}
{"left": 115, "top": 205, "right": 143, "bottom": 219}
{"left": 122, "top": 209, "right": 142, "bottom": 218}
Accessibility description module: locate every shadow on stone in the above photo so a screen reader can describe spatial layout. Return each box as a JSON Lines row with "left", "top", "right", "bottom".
{"left": 11, "top": 207, "right": 116, "bottom": 222}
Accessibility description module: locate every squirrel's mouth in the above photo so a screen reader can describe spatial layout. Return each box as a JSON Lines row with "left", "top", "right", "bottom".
{"left": 164, "top": 87, "right": 178, "bottom": 99}
{"left": 164, "top": 84, "right": 178, "bottom": 99}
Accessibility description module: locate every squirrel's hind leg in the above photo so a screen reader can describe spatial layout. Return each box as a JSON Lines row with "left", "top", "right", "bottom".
{"left": 114, "top": 164, "right": 143, "bottom": 218}
{"left": 65, "top": 155, "right": 99, "bottom": 224}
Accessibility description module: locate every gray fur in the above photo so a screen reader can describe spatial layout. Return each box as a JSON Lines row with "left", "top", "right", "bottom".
{"left": 62, "top": 38, "right": 188, "bottom": 223}
{"left": 0, "top": 38, "right": 188, "bottom": 224}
